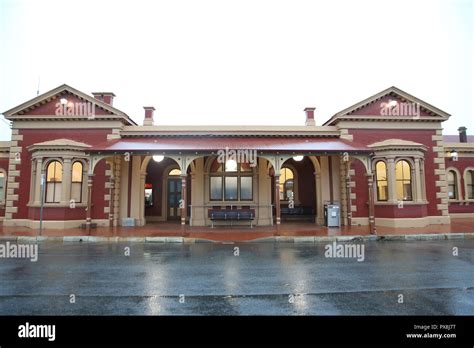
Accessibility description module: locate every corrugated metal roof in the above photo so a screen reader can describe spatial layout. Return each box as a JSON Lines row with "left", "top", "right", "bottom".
{"left": 89, "top": 136, "right": 370, "bottom": 153}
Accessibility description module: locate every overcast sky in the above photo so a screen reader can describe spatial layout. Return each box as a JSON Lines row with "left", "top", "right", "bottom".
{"left": 0, "top": 0, "right": 472, "bottom": 140}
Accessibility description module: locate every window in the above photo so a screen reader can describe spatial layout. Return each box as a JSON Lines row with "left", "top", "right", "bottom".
{"left": 169, "top": 169, "right": 181, "bottom": 176}
{"left": 240, "top": 176, "right": 253, "bottom": 200}
{"left": 210, "top": 176, "right": 223, "bottom": 200}
{"left": 46, "top": 161, "right": 62, "bottom": 203}
{"left": 395, "top": 160, "right": 412, "bottom": 201}
{"left": 466, "top": 170, "right": 474, "bottom": 199}
{"left": 375, "top": 161, "right": 388, "bottom": 201}
{"left": 447, "top": 170, "right": 457, "bottom": 199}
{"left": 71, "top": 161, "right": 83, "bottom": 203}
{"left": 224, "top": 176, "right": 238, "bottom": 200}
{"left": 0, "top": 171, "right": 5, "bottom": 203}
{"left": 209, "top": 158, "right": 253, "bottom": 201}
{"left": 279, "top": 167, "right": 294, "bottom": 201}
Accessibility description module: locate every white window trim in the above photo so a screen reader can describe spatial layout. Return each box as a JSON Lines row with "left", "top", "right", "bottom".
{"left": 0, "top": 168, "right": 7, "bottom": 205}
{"left": 372, "top": 159, "right": 388, "bottom": 202}
{"left": 463, "top": 167, "right": 474, "bottom": 201}
{"left": 446, "top": 167, "right": 463, "bottom": 201}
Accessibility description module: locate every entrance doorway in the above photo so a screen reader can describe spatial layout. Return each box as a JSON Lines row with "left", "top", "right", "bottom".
{"left": 167, "top": 170, "right": 182, "bottom": 220}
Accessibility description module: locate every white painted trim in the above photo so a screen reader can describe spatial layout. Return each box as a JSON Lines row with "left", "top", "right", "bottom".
{"left": 375, "top": 216, "right": 451, "bottom": 228}
{"left": 450, "top": 213, "right": 474, "bottom": 219}
{"left": 2, "top": 219, "right": 109, "bottom": 229}
{"left": 463, "top": 167, "right": 474, "bottom": 200}
{"left": 446, "top": 167, "right": 463, "bottom": 200}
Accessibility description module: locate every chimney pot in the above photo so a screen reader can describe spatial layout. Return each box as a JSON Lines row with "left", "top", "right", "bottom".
{"left": 458, "top": 126, "right": 467, "bottom": 143}
{"left": 143, "top": 106, "right": 155, "bottom": 126}
{"left": 92, "top": 92, "right": 115, "bottom": 106}
{"left": 304, "top": 107, "right": 316, "bottom": 126}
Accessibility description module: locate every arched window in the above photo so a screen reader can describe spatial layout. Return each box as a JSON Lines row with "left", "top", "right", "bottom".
{"left": 280, "top": 167, "right": 294, "bottom": 201}
{"left": 0, "top": 170, "right": 5, "bottom": 204}
{"left": 395, "top": 160, "right": 412, "bottom": 201}
{"left": 209, "top": 158, "right": 253, "bottom": 201}
{"left": 375, "top": 161, "right": 388, "bottom": 201}
{"left": 46, "top": 161, "right": 62, "bottom": 203}
{"left": 447, "top": 170, "right": 458, "bottom": 199}
{"left": 71, "top": 161, "right": 83, "bottom": 203}
{"left": 169, "top": 169, "right": 181, "bottom": 176}
{"left": 466, "top": 170, "right": 474, "bottom": 199}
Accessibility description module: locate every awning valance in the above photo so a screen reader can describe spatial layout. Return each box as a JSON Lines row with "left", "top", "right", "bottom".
{"left": 89, "top": 137, "right": 370, "bottom": 154}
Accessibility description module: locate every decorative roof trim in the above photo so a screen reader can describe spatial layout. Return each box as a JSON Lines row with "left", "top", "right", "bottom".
{"left": 27, "top": 138, "right": 91, "bottom": 152}
{"left": 2, "top": 84, "right": 136, "bottom": 125}
{"left": 323, "top": 86, "right": 450, "bottom": 126}
{"left": 368, "top": 138, "right": 428, "bottom": 152}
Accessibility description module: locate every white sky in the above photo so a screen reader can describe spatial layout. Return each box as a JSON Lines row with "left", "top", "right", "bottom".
{"left": 0, "top": 0, "right": 472, "bottom": 140}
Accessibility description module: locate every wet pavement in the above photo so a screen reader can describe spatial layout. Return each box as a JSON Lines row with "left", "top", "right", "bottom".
{"left": 0, "top": 240, "right": 473, "bottom": 315}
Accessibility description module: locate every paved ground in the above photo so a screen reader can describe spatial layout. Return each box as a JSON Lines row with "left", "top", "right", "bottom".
{"left": 1, "top": 219, "right": 473, "bottom": 242}
{"left": 0, "top": 240, "right": 473, "bottom": 315}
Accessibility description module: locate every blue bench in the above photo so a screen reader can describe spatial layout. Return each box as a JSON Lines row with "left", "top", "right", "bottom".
{"left": 210, "top": 210, "right": 254, "bottom": 228}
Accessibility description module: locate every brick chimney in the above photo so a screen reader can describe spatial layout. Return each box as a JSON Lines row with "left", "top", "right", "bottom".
{"left": 458, "top": 126, "right": 467, "bottom": 143}
{"left": 304, "top": 107, "right": 316, "bottom": 126}
{"left": 92, "top": 92, "right": 115, "bottom": 106}
{"left": 143, "top": 106, "right": 155, "bottom": 126}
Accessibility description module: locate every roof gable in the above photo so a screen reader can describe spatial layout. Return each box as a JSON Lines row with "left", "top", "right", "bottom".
{"left": 2, "top": 84, "right": 136, "bottom": 125}
{"left": 324, "top": 86, "right": 450, "bottom": 125}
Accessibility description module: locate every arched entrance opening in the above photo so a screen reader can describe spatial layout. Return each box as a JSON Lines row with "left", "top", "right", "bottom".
{"left": 268, "top": 156, "right": 322, "bottom": 225}
{"left": 142, "top": 156, "right": 190, "bottom": 224}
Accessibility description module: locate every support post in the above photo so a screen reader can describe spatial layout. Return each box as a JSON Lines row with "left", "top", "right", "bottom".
{"left": 274, "top": 174, "right": 281, "bottom": 235}
{"left": 367, "top": 172, "right": 376, "bottom": 235}
{"left": 86, "top": 174, "right": 93, "bottom": 235}
{"left": 180, "top": 174, "right": 187, "bottom": 235}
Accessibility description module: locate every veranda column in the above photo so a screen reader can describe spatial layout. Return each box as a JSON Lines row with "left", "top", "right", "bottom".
{"left": 180, "top": 174, "right": 187, "bottom": 233}
{"left": 86, "top": 174, "right": 94, "bottom": 235}
{"left": 414, "top": 157, "right": 423, "bottom": 203}
{"left": 345, "top": 162, "right": 352, "bottom": 227}
{"left": 274, "top": 174, "right": 281, "bottom": 235}
{"left": 367, "top": 172, "right": 376, "bottom": 235}
{"left": 33, "top": 158, "right": 43, "bottom": 204}
{"left": 61, "top": 158, "right": 72, "bottom": 205}
{"left": 386, "top": 157, "right": 397, "bottom": 203}
{"left": 113, "top": 156, "right": 121, "bottom": 227}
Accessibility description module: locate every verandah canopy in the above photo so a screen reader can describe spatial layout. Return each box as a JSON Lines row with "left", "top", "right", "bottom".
{"left": 89, "top": 137, "right": 371, "bottom": 154}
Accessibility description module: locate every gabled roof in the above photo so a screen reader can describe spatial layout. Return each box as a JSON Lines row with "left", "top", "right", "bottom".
{"left": 368, "top": 139, "right": 428, "bottom": 151}
{"left": 30, "top": 138, "right": 91, "bottom": 147}
{"left": 323, "top": 86, "right": 451, "bottom": 126}
{"left": 27, "top": 138, "right": 91, "bottom": 152}
{"left": 2, "top": 84, "right": 136, "bottom": 125}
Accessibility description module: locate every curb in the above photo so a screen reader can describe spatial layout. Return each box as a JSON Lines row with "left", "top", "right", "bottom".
{"left": 0, "top": 233, "right": 472, "bottom": 243}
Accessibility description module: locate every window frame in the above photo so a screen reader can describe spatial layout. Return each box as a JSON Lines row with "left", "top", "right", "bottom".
{"left": 374, "top": 160, "right": 388, "bottom": 202}
{"left": 0, "top": 169, "right": 6, "bottom": 204}
{"left": 208, "top": 157, "right": 255, "bottom": 202}
{"left": 395, "top": 159, "right": 413, "bottom": 201}
{"left": 45, "top": 160, "right": 63, "bottom": 203}
{"left": 463, "top": 168, "right": 474, "bottom": 200}
{"left": 71, "top": 161, "right": 84, "bottom": 203}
